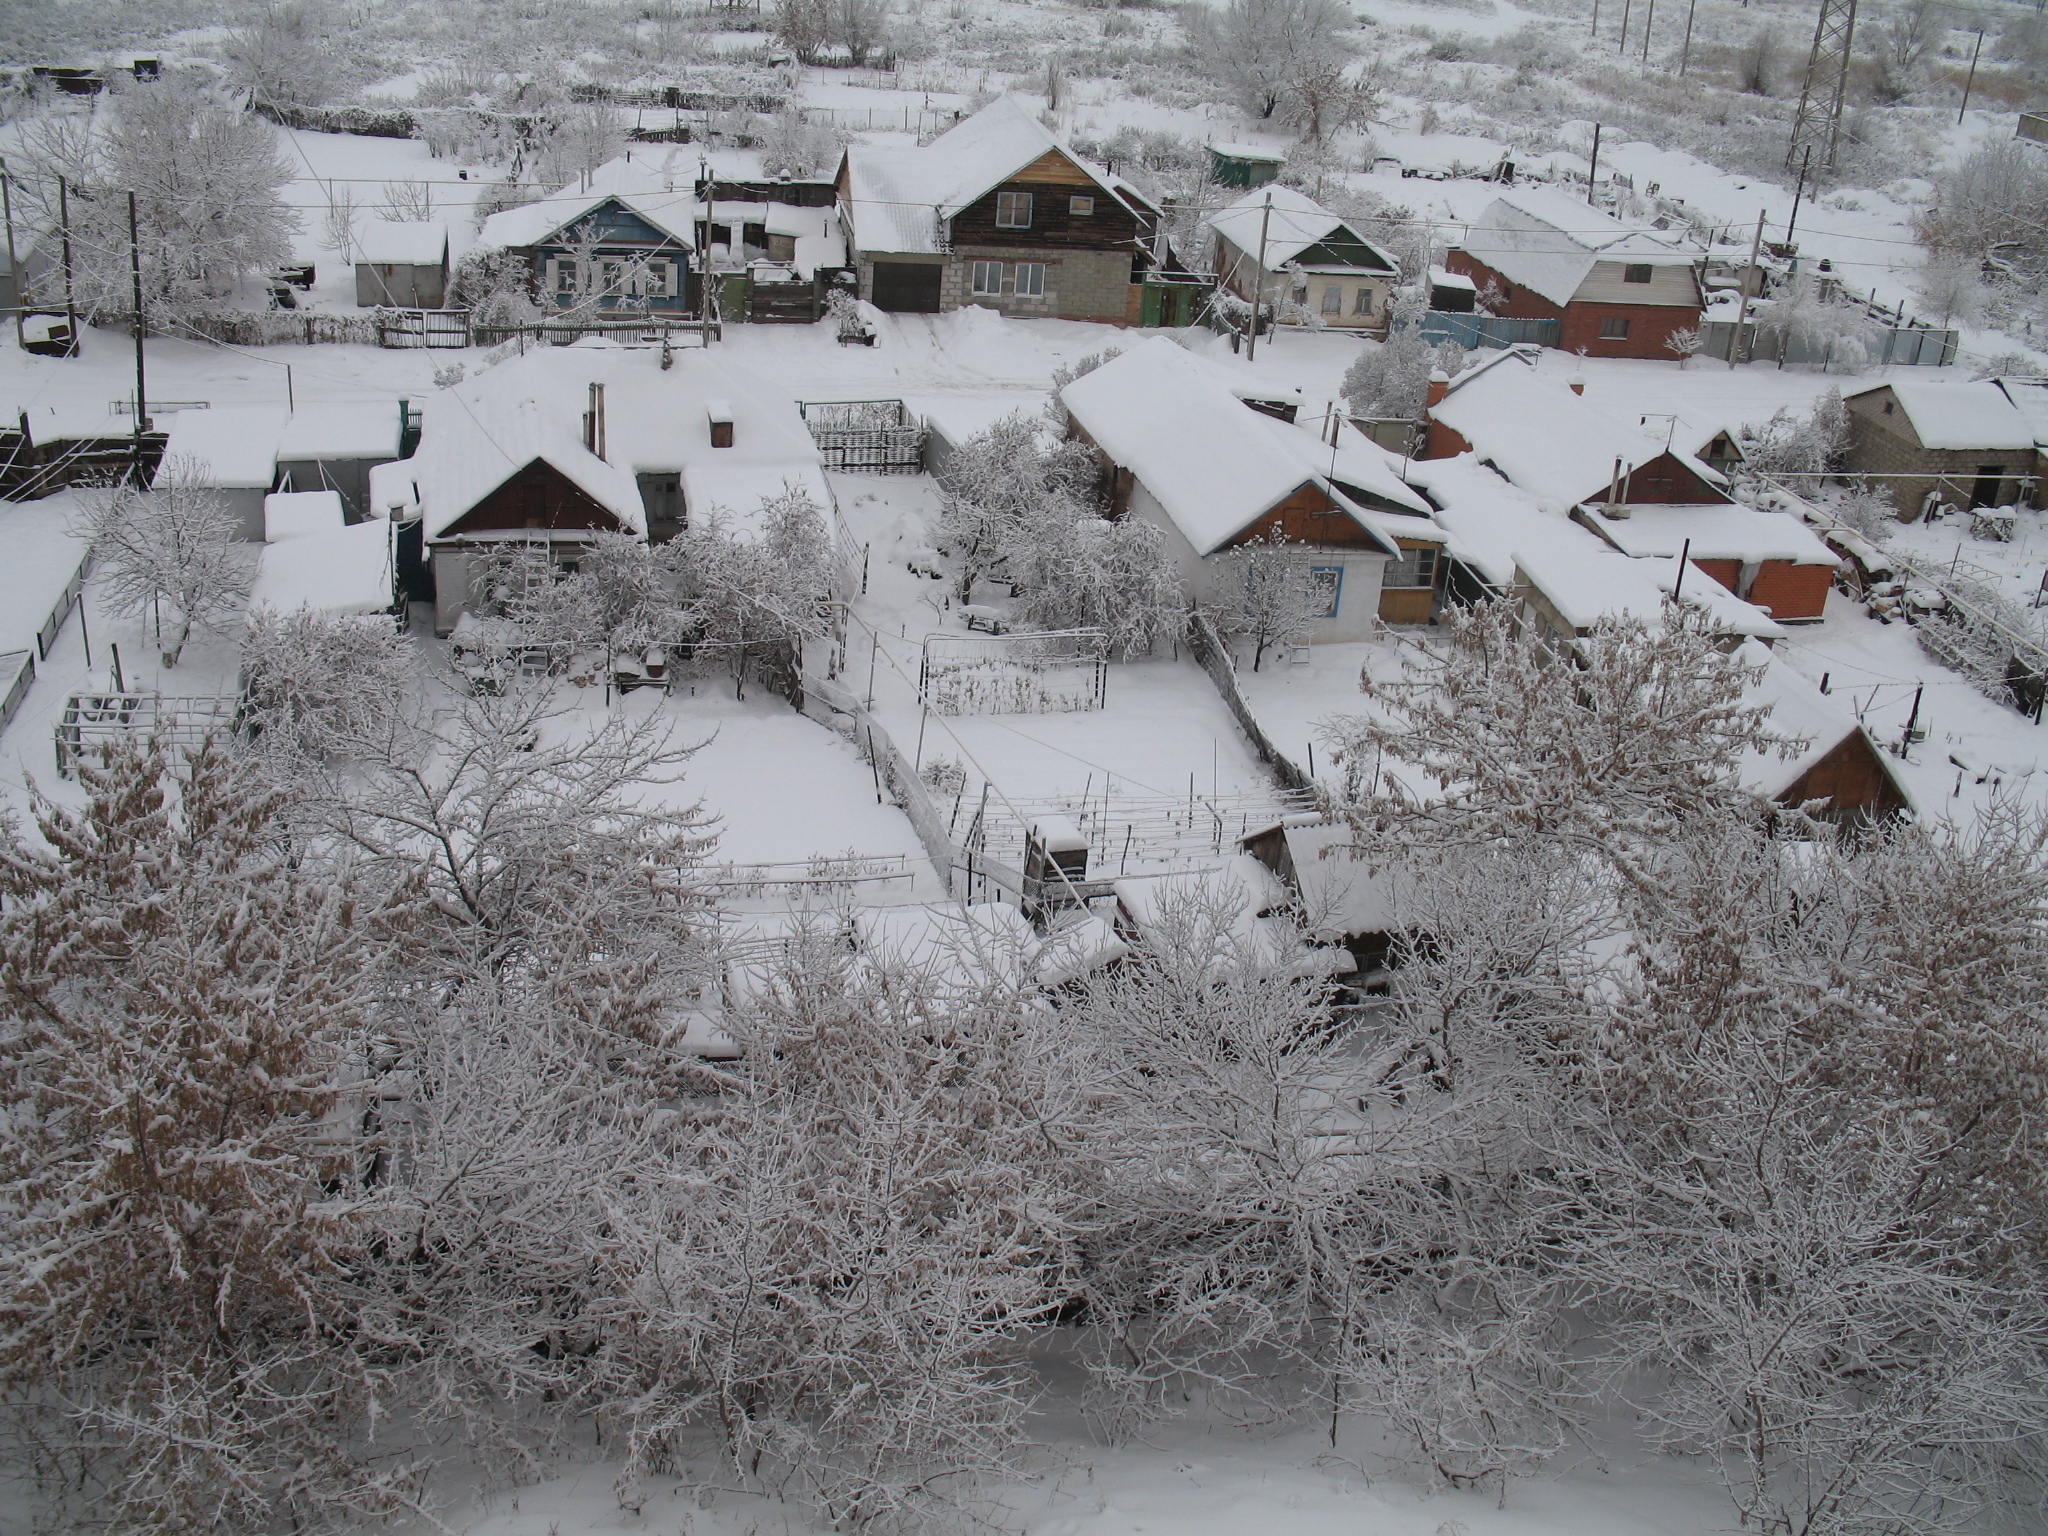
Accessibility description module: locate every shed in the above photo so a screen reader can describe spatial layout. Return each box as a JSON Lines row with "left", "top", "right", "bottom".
{"left": 247, "top": 518, "right": 397, "bottom": 619}
{"left": 1208, "top": 143, "right": 1285, "bottom": 188}
{"left": 264, "top": 489, "right": 346, "bottom": 543}
{"left": 275, "top": 401, "right": 405, "bottom": 520}
{"left": 155, "top": 406, "right": 291, "bottom": 540}
{"left": 1573, "top": 502, "right": 1840, "bottom": 621}
{"left": 1842, "top": 381, "right": 2040, "bottom": 519}
{"left": 1738, "top": 642, "right": 1911, "bottom": 819}
{"left": 353, "top": 221, "right": 450, "bottom": 308}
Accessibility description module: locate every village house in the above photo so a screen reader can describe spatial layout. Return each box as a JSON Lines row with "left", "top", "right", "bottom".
{"left": 1738, "top": 642, "right": 1911, "bottom": 819}
{"left": 477, "top": 156, "right": 697, "bottom": 319}
{"left": 836, "top": 96, "right": 1176, "bottom": 322}
{"left": 1207, "top": 184, "right": 1402, "bottom": 334}
{"left": 1058, "top": 338, "right": 1445, "bottom": 638}
{"left": 353, "top": 220, "right": 450, "bottom": 308}
{"left": 1841, "top": 379, "right": 2042, "bottom": 520}
{"left": 1444, "top": 189, "right": 1704, "bottom": 360}
{"left": 367, "top": 342, "right": 829, "bottom": 635}
{"left": 1422, "top": 348, "right": 1835, "bottom": 621}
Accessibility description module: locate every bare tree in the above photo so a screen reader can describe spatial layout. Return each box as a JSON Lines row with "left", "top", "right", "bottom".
{"left": 1209, "top": 532, "right": 1328, "bottom": 670}
{"left": 220, "top": 0, "right": 341, "bottom": 114}
{"left": 774, "top": 0, "right": 835, "bottom": 64}
{"left": 1189, "top": 0, "right": 1359, "bottom": 124}
{"left": 78, "top": 457, "right": 249, "bottom": 666}
{"left": 835, "top": 0, "right": 891, "bottom": 66}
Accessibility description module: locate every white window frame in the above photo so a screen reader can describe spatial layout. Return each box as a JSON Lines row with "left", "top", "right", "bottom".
{"left": 1353, "top": 286, "right": 1374, "bottom": 315}
{"left": 971, "top": 260, "right": 1004, "bottom": 295}
{"left": 1382, "top": 547, "right": 1436, "bottom": 590}
{"left": 995, "top": 191, "right": 1033, "bottom": 229}
{"left": 1069, "top": 195, "right": 1094, "bottom": 215}
{"left": 551, "top": 256, "right": 579, "bottom": 293}
{"left": 1013, "top": 262, "right": 1045, "bottom": 298}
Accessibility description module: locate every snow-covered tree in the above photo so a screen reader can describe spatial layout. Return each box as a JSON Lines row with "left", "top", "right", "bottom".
{"left": 15, "top": 74, "right": 297, "bottom": 324}
{"left": 756, "top": 105, "right": 846, "bottom": 179}
{"left": 1189, "top": 0, "right": 1359, "bottom": 125}
{"left": 1738, "top": 388, "right": 1849, "bottom": 490}
{"left": 774, "top": 0, "right": 835, "bottom": 64}
{"left": 1209, "top": 532, "right": 1328, "bottom": 670}
{"left": 220, "top": 1, "right": 341, "bottom": 115}
{"left": 1011, "top": 514, "right": 1185, "bottom": 658}
{"left": 240, "top": 609, "right": 414, "bottom": 767}
{"left": 1340, "top": 290, "right": 1465, "bottom": 420}
{"left": 1914, "top": 139, "right": 2048, "bottom": 291}
{"left": 0, "top": 738, "right": 418, "bottom": 1532}
{"left": 682, "top": 488, "right": 836, "bottom": 699}
{"left": 79, "top": 457, "right": 249, "bottom": 667}
{"left": 934, "top": 412, "right": 1099, "bottom": 603}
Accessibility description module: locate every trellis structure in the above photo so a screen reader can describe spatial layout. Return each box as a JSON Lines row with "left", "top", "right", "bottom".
{"left": 56, "top": 692, "right": 239, "bottom": 778}
{"left": 918, "top": 629, "right": 1108, "bottom": 717}
{"left": 799, "top": 399, "right": 926, "bottom": 474}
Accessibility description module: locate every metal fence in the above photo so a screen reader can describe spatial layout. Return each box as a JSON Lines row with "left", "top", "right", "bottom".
{"left": 800, "top": 399, "right": 926, "bottom": 473}
{"left": 1698, "top": 319, "right": 1958, "bottom": 368}
{"left": 0, "top": 650, "right": 34, "bottom": 735}
{"left": 35, "top": 556, "right": 90, "bottom": 661}
{"left": 1413, "top": 311, "right": 1561, "bottom": 350}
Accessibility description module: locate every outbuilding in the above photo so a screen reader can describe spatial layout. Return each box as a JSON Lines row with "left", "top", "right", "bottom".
{"left": 353, "top": 220, "right": 450, "bottom": 308}
{"left": 1841, "top": 380, "right": 2040, "bottom": 520}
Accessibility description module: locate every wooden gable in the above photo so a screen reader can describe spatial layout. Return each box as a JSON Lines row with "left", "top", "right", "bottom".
{"left": 1780, "top": 730, "right": 1910, "bottom": 818}
{"left": 1218, "top": 481, "right": 1383, "bottom": 551}
{"left": 1619, "top": 450, "right": 1730, "bottom": 505}
{"left": 436, "top": 457, "right": 634, "bottom": 540}
{"left": 536, "top": 198, "right": 688, "bottom": 252}
{"left": 950, "top": 150, "right": 1147, "bottom": 251}
{"left": 1295, "top": 226, "right": 1397, "bottom": 273}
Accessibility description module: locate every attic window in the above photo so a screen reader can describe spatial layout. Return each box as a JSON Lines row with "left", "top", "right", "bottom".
{"left": 996, "top": 191, "right": 1033, "bottom": 229}
{"left": 1070, "top": 195, "right": 1094, "bottom": 215}
{"left": 1624, "top": 263, "right": 1653, "bottom": 284}
{"left": 1883, "top": 400, "right": 1895, "bottom": 415}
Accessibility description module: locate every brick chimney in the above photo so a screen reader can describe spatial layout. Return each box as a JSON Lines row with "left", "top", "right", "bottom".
{"left": 707, "top": 398, "right": 734, "bottom": 449}
{"left": 1419, "top": 370, "right": 1470, "bottom": 460}
{"left": 1568, "top": 372, "right": 1586, "bottom": 395}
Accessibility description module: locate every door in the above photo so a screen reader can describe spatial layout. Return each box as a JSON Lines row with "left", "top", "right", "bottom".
{"left": 1970, "top": 465, "right": 2006, "bottom": 508}
{"left": 870, "top": 262, "right": 942, "bottom": 313}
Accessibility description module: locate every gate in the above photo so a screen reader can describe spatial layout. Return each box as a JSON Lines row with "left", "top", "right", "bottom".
{"left": 870, "top": 262, "right": 941, "bottom": 313}
{"left": 377, "top": 309, "right": 472, "bottom": 348}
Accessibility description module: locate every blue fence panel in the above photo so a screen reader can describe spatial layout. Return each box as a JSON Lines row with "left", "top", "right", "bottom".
{"left": 1414, "top": 311, "right": 1561, "bottom": 350}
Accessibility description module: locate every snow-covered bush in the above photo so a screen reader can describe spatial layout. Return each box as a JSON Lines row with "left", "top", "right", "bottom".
{"left": 934, "top": 411, "right": 1099, "bottom": 603}
{"left": 240, "top": 609, "right": 414, "bottom": 766}
{"left": 78, "top": 456, "right": 249, "bottom": 667}
{"left": 1009, "top": 514, "right": 1184, "bottom": 658}
{"left": 1737, "top": 388, "right": 1849, "bottom": 492}
{"left": 1340, "top": 290, "right": 1465, "bottom": 420}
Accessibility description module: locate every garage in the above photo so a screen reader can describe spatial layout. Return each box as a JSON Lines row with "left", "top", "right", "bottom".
{"left": 870, "top": 261, "right": 943, "bottom": 313}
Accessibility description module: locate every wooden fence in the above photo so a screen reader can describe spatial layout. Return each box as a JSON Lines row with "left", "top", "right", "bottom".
{"left": 799, "top": 399, "right": 925, "bottom": 473}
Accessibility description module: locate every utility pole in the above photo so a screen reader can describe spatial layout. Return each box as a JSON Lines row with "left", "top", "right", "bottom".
{"left": 57, "top": 177, "right": 78, "bottom": 352}
{"left": 1641, "top": 0, "right": 1656, "bottom": 61}
{"left": 1618, "top": 0, "right": 1633, "bottom": 53}
{"left": 1731, "top": 208, "right": 1766, "bottom": 370}
{"left": 127, "top": 191, "right": 148, "bottom": 483}
{"left": 1679, "top": 0, "right": 1698, "bottom": 73}
{"left": 1587, "top": 123, "right": 1602, "bottom": 204}
{"left": 1956, "top": 29, "right": 1983, "bottom": 125}
{"left": 1246, "top": 189, "right": 1273, "bottom": 362}
{"left": 0, "top": 158, "right": 22, "bottom": 352}
{"left": 1785, "top": 144, "right": 1814, "bottom": 244}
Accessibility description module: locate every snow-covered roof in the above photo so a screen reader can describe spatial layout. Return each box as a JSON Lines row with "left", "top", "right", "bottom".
{"left": 277, "top": 401, "right": 402, "bottom": 462}
{"left": 264, "top": 489, "right": 346, "bottom": 543}
{"left": 415, "top": 341, "right": 828, "bottom": 542}
{"left": 853, "top": 902, "right": 1037, "bottom": 996}
{"left": 355, "top": 219, "right": 447, "bottom": 266}
{"left": 1432, "top": 348, "right": 1726, "bottom": 513}
{"left": 1401, "top": 453, "right": 1551, "bottom": 588}
{"left": 156, "top": 406, "right": 287, "bottom": 489}
{"left": 248, "top": 518, "right": 395, "bottom": 618}
{"left": 367, "top": 458, "right": 419, "bottom": 520}
{"left": 1735, "top": 640, "right": 1909, "bottom": 809}
{"left": 1255, "top": 818, "right": 1414, "bottom": 942}
{"left": 1208, "top": 141, "right": 1287, "bottom": 163}
{"left": 1208, "top": 184, "right": 1397, "bottom": 275}
{"left": 1060, "top": 337, "right": 1403, "bottom": 557}
{"left": 477, "top": 155, "right": 698, "bottom": 251}
{"left": 701, "top": 199, "right": 846, "bottom": 277}
{"left": 1580, "top": 503, "right": 1837, "bottom": 565}
{"left": 1994, "top": 378, "right": 2048, "bottom": 447}
{"left": 840, "top": 96, "right": 1154, "bottom": 255}
{"left": 1114, "top": 857, "right": 1307, "bottom": 976}
{"left": 1427, "top": 263, "right": 1478, "bottom": 293}
{"left": 1263, "top": 414, "right": 1432, "bottom": 515}
{"left": 1462, "top": 189, "right": 1697, "bottom": 308}
{"left": 1517, "top": 542, "right": 1786, "bottom": 639}
{"left": 1855, "top": 380, "right": 2036, "bottom": 452}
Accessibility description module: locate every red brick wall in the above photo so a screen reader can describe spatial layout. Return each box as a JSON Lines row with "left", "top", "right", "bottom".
{"left": 1444, "top": 250, "right": 1701, "bottom": 361}
{"left": 1782, "top": 732, "right": 1908, "bottom": 815}
{"left": 1746, "top": 560, "right": 1832, "bottom": 622}
{"left": 1422, "top": 416, "right": 1471, "bottom": 460}
{"left": 1692, "top": 558, "right": 1741, "bottom": 594}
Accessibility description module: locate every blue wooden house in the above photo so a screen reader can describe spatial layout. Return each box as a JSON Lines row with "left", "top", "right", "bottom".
{"left": 478, "top": 158, "right": 699, "bottom": 317}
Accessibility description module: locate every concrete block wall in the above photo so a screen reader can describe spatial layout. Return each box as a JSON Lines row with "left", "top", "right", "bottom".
{"left": 941, "top": 247, "right": 1133, "bottom": 323}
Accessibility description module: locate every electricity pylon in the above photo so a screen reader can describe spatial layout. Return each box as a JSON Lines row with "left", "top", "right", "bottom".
{"left": 1787, "top": 0, "right": 1859, "bottom": 173}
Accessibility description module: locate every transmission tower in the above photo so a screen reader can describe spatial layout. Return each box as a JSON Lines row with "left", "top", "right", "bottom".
{"left": 1786, "top": 0, "right": 1859, "bottom": 173}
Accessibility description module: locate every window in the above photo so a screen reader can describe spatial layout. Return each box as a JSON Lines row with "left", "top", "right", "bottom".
{"left": 1292, "top": 284, "right": 1309, "bottom": 308}
{"left": 1308, "top": 566, "right": 1343, "bottom": 618}
{"left": 1382, "top": 546, "right": 1437, "bottom": 589}
{"left": 1321, "top": 286, "right": 1344, "bottom": 315}
{"left": 552, "top": 257, "right": 578, "bottom": 292}
{"left": 1599, "top": 315, "right": 1632, "bottom": 339}
{"left": 637, "top": 259, "right": 677, "bottom": 298}
{"left": 1013, "top": 262, "right": 1046, "bottom": 297}
{"left": 971, "top": 260, "right": 1003, "bottom": 295}
{"left": 1623, "top": 263, "right": 1654, "bottom": 284}
{"left": 1069, "top": 195, "right": 1094, "bottom": 215}
{"left": 1354, "top": 286, "right": 1374, "bottom": 315}
{"left": 995, "top": 190, "right": 1033, "bottom": 228}
{"left": 1883, "top": 399, "right": 1895, "bottom": 415}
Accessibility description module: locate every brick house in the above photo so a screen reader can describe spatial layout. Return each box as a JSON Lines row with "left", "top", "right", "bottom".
{"left": 836, "top": 96, "right": 1173, "bottom": 323}
{"left": 1424, "top": 348, "right": 1835, "bottom": 620}
{"left": 1057, "top": 338, "right": 1445, "bottom": 638}
{"left": 1207, "top": 183, "right": 1401, "bottom": 334}
{"left": 1841, "top": 380, "right": 2042, "bottom": 520}
{"left": 1443, "top": 189, "right": 1703, "bottom": 361}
